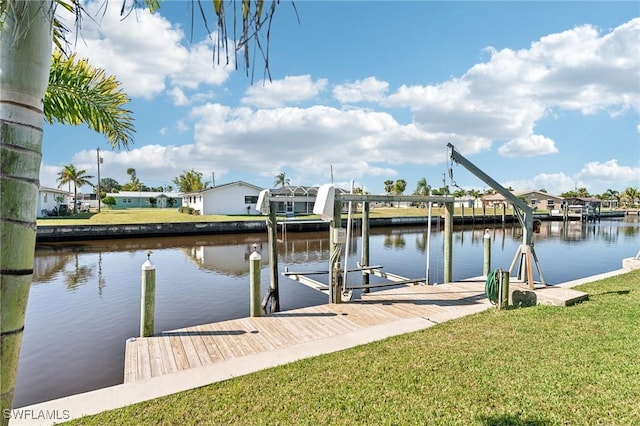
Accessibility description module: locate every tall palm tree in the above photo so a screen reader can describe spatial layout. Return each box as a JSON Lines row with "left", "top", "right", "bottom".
{"left": 415, "top": 177, "right": 430, "bottom": 196}
{"left": 0, "top": 1, "right": 278, "bottom": 416}
{"left": 57, "top": 164, "right": 94, "bottom": 213}
{"left": 274, "top": 172, "right": 290, "bottom": 188}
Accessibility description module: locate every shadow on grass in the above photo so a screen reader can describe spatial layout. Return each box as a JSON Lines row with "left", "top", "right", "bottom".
{"left": 593, "top": 289, "right": 631, "bottom": 296}
{"left": 478, "top": 414, "right": 549, "bottom": 425}
{"left": 40, "top": 212, "right": 96, "bottom": 220}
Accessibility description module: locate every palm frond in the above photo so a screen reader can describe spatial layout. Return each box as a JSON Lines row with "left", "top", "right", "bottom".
{"left": 44, "top": 49, "right": 135, "bottom": 149}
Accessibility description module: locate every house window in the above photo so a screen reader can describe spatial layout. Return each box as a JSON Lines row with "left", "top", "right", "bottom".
{"left": 44, "top": 193, "right": 48, "bottom": 203}
{"left": 245, "top": 195, "right": 258, "bottom": 204}
{"left": 547, "top": 200, "right": 555, "bottom": 208}
{"left": 530, "top": 199, "right": 537, "bottom": 206}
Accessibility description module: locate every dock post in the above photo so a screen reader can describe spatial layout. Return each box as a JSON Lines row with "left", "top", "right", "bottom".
{"left": 483, "top": 228, "right": 491, "bottom": 276}
{"left": 250, "top": 247, "right": 261, "bottom": 317}
{"left": 444, "top": 202, "right": 453, "bottom": 283}
{"left": 267, "top": 201, "right": 280, "bottom": 312}
{"left": 140, "top": 251, "right": 156, "bottom": 337}
{"left": 329, "top": 198, "right": 343, "bottom": 303}
{"left": 361, "top": 202, "right": 370, "bottom": 293}
{"left": 499, "top": 270, "right": 510, "bottom": 309}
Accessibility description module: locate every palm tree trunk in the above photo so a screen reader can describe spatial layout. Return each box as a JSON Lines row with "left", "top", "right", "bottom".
{"left": 1, "top": 1, "right": 54, "bottom": 420}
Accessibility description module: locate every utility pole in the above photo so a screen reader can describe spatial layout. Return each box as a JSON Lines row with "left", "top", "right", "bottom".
{"left": 97, "top": 148, "right": 103, "bottom": 212}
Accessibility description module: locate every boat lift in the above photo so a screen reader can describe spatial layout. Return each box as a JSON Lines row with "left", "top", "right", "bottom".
{"left": 447, "top": 143, "right": 545, "bottom": 288}
{"left": 261, "top": 184, "right": 455, "bottom": 304}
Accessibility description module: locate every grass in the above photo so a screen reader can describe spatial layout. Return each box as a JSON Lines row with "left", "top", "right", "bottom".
{"left": 66, "top": 270, "right": 640, "bottom": 425}
{"left": 37, "top": 206, "right": 516, "bottom": 226}
{"left": 36, "top": 208, "right": 268, "bottom": 226}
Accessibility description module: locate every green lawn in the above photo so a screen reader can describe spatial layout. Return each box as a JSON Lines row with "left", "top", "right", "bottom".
{"left": 36, "top": 208, "right": 267, "bottom": 226}
{"left": 66, "top": 270, "right": 640, "bottom": 425}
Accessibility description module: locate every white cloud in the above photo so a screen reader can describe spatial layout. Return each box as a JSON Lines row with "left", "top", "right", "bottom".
{"left": 57, "top": 1, "right": 232, "bottom": 100}
{"left": 187, "top": 102, "right": 491, "bottom": 183}
{"left": 577, "top": 159, "right": 640, "bottom": 184}
{"left": 241, "top": 75, "right": 328, "bottom": 108}
{"left": 502, "top": 173, "right": 582, "bottom": 195}
{"left": 176, "top": 120, "right": 189, "bottom": 133}
{"left": 384, "top": 18, "right": 639, "bottom": 147}
{"left": 168, "top": 87, "right": 188, "bottom": 106}
{"left": 498, "top": 135, "right": 558, "bottom": 158}
{"left": 333, "top": 77, "right": 389, "bottom": 103}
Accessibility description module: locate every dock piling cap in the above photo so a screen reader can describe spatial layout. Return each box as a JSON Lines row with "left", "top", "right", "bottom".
{"left": 250, "top": 246, "right": 261, "bottom": 260}
{"left": 142, "top": 250, "right": 155, "bottom": 270}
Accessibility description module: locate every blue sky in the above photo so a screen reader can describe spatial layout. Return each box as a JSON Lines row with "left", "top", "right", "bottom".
{"left": 41, "top": 0, "right": 640, "bottom": 196}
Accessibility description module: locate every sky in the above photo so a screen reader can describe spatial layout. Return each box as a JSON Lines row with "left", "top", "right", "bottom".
{"left": 40, "top": 0, "right": 640, "bottom": 196}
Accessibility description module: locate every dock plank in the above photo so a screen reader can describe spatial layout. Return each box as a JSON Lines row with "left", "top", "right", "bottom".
{"left": 124, "top": 279, "right": 490, "bottom": 382}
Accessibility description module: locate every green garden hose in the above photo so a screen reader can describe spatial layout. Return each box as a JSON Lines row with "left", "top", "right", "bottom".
{"left": 485, "top": 269, "right": 500, "bottom": 305}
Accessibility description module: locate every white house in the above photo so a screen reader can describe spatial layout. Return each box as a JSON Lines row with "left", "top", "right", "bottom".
{"left": 37, "top": 186, "right": 72, "bottom": 217}
{"left": 181, "top": 181, "right": 263, "bottom": 215}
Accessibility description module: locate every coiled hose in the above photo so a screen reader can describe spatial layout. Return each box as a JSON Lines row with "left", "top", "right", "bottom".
{"left": 485, "top": 269, "right": 500, "bottom": 305}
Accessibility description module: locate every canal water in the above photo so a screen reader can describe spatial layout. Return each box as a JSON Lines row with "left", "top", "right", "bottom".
{"left": 16, "top": 217, "right": 639, "bottom": 408}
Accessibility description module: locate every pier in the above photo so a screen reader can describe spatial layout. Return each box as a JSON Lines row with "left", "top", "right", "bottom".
{"left": 123, "top": 278, "right": 586, "bottom": 383}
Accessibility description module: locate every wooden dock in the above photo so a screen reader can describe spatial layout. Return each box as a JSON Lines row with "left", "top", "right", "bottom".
{"left": 124, "top": 280, "right": 492, "bottom": 383}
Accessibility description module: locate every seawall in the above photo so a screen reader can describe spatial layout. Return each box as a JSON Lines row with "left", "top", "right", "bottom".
{"left": 36, "top": 211, "right": 624, "bottom": 242}
{"left": 36, "top": 215, "right": 519, "bottom": 242}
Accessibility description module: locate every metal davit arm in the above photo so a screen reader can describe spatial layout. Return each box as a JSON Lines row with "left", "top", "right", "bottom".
{"left": 447, "top": 143, "right": 544, "bottom": 287}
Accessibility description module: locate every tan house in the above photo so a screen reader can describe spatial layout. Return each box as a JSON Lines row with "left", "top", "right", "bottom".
{"left": 482, "top": 190, "right": 564, "bottom": 211}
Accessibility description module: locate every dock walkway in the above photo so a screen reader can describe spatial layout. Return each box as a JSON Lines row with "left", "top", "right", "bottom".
{"left": 124, "top": 279, "right": 490, "bottom": 383}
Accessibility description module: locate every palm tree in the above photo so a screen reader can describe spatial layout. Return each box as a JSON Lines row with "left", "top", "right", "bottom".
{"left": 622, "top": 187, "right": 639, "bottom": 208}
{"left": 384, "top": 180, "right": 395, "bottom": 195}
{"left": 415, "top": 177, "right": 430, "bottom": 196}
{"left": 1, "top": 1, "right": 278, "bottom": 415}
{"left": 394, "top": 179, "right": 407, "bottom": 195}
{"left": 274, "top": 172, "right": 290, "bottom": 188}
{"left": 123, "top": 168, "right": 142, "bottom": 191}
{"left": 45, "top": 50, "right": 134, "bottom": 145}
{"left": 173, "top": 169, "right": 206, "bottom": 193}
{"left": 57, "top": 164, "right": 94, "bottom": 213}
{"left": 467, "top": 189, "right": 482, "bottom": 218}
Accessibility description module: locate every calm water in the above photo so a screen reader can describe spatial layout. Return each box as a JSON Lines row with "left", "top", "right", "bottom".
{"left": 16, "top": 217, "right": 639, "bottom": 407}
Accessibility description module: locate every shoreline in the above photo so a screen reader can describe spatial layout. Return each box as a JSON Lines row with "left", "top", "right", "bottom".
{"left": 35, "top": 212, "right": 626, "bottom": 242}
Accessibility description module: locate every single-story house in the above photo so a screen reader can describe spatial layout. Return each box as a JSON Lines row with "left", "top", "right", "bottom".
{"left": 37, "top": 186, "right": 72, "bottom": 217}
{"left": 181, "top": 181, "right": 263, "bottom": 215}
{"left": 106, "top": 191, "right": 183, "bottom": 209}
{"left": 482, "top": 190, "right": 564, "bottom": 211}
{"left": 452, "top": 197, "right": 483, "bottom": 209}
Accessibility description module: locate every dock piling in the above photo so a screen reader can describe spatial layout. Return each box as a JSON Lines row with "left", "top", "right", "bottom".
{"left": 140, "top": 251, "right": 156, "bottom": 337}
{"left": 250, "top": 246, "right": 261, "bottom": 317}
{"left": 483, "top": 229, "right": 491, "bottom": 276}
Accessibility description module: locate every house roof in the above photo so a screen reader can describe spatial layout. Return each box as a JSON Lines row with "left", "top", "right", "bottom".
{"left": 181, "top": 181, "right": 263, "bottom": 196}
{"left": 482, "top": 190, "right": 563, "bottom": 201}
{"left": 107, "top": 191, "right": 183, "bottom": 198}
{"left": 39, "top": 186, "right": 72, "bottom": 195}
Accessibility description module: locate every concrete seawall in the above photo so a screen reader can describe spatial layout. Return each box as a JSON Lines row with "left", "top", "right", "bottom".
{"left": 37, "top": 211, "right": 624, "bottom": 242}
{"left": 36, "top": 215, "right": 521, "bottom": 242}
